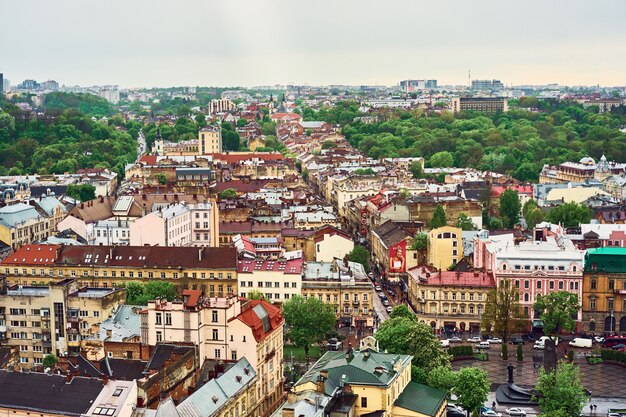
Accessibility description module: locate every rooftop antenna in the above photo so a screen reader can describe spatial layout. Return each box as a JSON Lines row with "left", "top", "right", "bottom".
{"left": 468, "top": 70, "right": 471, "bottom": 88}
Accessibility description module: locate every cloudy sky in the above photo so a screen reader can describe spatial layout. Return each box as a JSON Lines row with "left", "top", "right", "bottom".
{"left": 3, "top": 0, "right": 625, "bottom": 88}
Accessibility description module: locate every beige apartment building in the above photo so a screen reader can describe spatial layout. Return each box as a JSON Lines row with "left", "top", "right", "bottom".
{"left": 142, "top": 292, "right": 285, "bottom": 417}
{"left": 198, "top": 125, "right": 222, "bottom": 155}
{"left": 427, "top": 226, "right": 463, "bottom": 271}
{"left": 0, "top": 278, "right": 126, "bottom": 367}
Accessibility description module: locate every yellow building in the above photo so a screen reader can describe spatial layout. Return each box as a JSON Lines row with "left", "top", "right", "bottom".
{"left": 302, "top": 260, "right": 375, "bottom": 329}
{"left": 0, "top": 278, "right": 126, "bottom": 367}
{"left": 0, "top": 201, "right": 64, "bottom": 251}
{"left": 407, "top": 266, "right": 496, "bottom": 333}
{"left": 199, "top": 125, "right": 222, "bottom": 155}
{"left": 582, "top": 247, "right": 626, "bottom": 334}
{"left": 292, "top": 342, "right": 446, "bottom": 417}
{"left": 1, "top": 244, "right": 238, "bottom": 295}
{"left": 427, "top": 226, "right": 462, "bottom": 271}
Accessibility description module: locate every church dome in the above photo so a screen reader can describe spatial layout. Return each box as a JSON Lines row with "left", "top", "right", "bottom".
{"left": 579, "top": 156, "right": 595, "bottom": 165}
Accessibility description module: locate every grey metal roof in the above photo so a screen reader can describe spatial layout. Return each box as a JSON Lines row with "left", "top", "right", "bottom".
{"left": 96, "top": 305, "right": 143, "bottom": 342}
{"left": 176, "top": 357, "right": 256, "bottom": 417}
{"left": 36, "top": 196, "right": 66, "bottom": 216}
{"left": 0, "top": 203, "right": 42, "bottom": 227}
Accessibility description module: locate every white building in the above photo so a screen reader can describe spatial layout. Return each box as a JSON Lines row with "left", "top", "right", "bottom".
{"left": 130, "top": 203, "right": 191, "bottom": 247}
{"left": 91, "top": 219, "right": 131, "bottom": 246}
{"left": 237, "top": 257, "right": 304, "bottom": 302}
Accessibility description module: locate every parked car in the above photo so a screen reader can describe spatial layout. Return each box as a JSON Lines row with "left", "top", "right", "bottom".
{"left": 611, "top": 343, "right": 626, "bottom": 350}
{"left": 537, "top": 336, "right": 559, "bottom": 346}
{"left": 477, "top": 341, "right": 491, "bottom": 350}
{"left": 449, "top": 337, "right": 463, "bottom": 343}
{"left": 533, "top": 341, "right": 545, "bottom": 350}
{"left": 447, "top": 404, "right": 465, "bottom": 417}
{"left": 386, "top": 306, "right": 393, "bottom": 313}
{"left": 375, "top": 285, "right": 382, "bottom": 291}
{"left": 488, "top": 337, "right": 502, "bottom": 344}
{"left": 521, "top": 333, "right": 536, "bottom": 342}
{"left": 509, "top": 338, "right": 524, "bottom": 345}
{"left": 481, "top": 410, "right": 502, "bottom": 417}
{"left": 327, "top": 338, "right": 342, "bottom": 351}
{"left": 505, "top": 408, "right": 526, "bottom": 416}
{"left": 378, "top": 291, "right": 385, "bottom": 298}
{"left": 569, "top": 338, "right": 592, "bottom": 348}
{"left": 594, "top": 336, "right": 605, "bottom": 343}
{"left": 441, "top": 339, "right": 450, "bottom": 348}
{"left": 382, "top": 300, "right": 390, "bottom": 306}
{"left": 468, "top": 336, "right": 481, "bottom": 343}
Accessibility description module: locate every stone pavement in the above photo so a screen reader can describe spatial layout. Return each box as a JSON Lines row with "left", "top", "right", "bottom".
{"left": 452, "top": 348, "right": 626, "bottom": 398}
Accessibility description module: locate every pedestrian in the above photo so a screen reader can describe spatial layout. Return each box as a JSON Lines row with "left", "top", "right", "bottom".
{"left": 589, "top": 404, "right": 593, "bottom": 414}
{"left": 492, "top": 401, "right": 496, "bottom": 411}
{"left": 593, "top": 404, "right": 597, "bottom": 413}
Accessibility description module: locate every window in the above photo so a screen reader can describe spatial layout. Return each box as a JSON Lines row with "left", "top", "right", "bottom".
{"left": 524, "top": 280, "right": 529, "bottom": 289}
{"left": 156, "top": 313, "right": 162, "bottom": 325}
{"left": 361, "top": 397, "right": 368, "bottom": 408}
{"left": 232, "top": 351, "right": 238, "bottom": 361}
{"left": 156, "top": 331, "right": 162, "bottom": 342}
{"left": 212, "top": 329, "right": 219, "bottom": 340}
{"left": 558, "top": 281, "right": 564, "bottom": 290}
{"left": 608, "top": 298, "right": 614, "bottom": 311}
{"left": 165, "top": 313, "right": 172, "bottom": 325}
{"left": 589, "top": 298, "right": 596, "bottom": 311}
{"left": 94, "top": 311, "right": 99, "bottom": 318}
{"left": 609, "top": 280, "right": 615, "bottom": 290}
{"left": 212, "top": 310, "right": 218, "bottom": 322}
{"left": 590, "top": 279, "right": 597, "bottom": 290}
{"left": 549, "top": 281, "right": 554, "bottom": 290}
{"left": 215, "top": 349, "right": 221, "bottom": 358}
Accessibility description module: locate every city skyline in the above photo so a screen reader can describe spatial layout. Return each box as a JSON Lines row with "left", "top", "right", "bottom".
{"left": 3, "top": 0, "right": 626, "bottom": 88}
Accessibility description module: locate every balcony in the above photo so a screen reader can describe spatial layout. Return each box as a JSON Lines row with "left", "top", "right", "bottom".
{"left": 67, "top": 339, "right": 81, "bottom": 348}
{"left": 41, "top": 315, "right": 51, "bottom": 322}
{"left": 42, "top": 340, "right": 52, "bottom": 348}
{"left": 352, "top": 301, "right": 360, "bottom": 306}
{"left": 67, "top": 316, "right": 80, "bottom": 323}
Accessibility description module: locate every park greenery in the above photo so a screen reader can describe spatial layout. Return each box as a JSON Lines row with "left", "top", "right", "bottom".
{"left": 453, "top": 367, "right": 490, "bottom": 416}
{"left": 533, "top": 291, "right": 580, "bottom": 336}
{"left": 282, "top": 295, "right": 336, "bottom": 357}
{"left": 545, "top": 202, "right": 594, "bottom": 227}
{"left": 481, "top": 278, "right": 524, "bottom": 358}
{"left": 0, "top": 96, "right": 137, "bottom": 177}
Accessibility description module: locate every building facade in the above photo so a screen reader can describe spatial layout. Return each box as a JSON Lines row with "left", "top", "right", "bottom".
{"left": 199, "top": 126, "right": 223, "bottom": 155}
{"left": 427, "top": 226, "right": 462, "bottom": 271}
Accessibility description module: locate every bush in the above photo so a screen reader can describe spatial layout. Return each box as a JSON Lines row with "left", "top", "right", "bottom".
{"left": 449, "top": 345, "right": 473, "bottom": 357}
{"left": 600, "top": 349, "right": 626, "bottom": 363}
{"left": 517, "top": 343, "right": 523, "bottom": 361}
{"left": 502, "top": 343, "right": 509, "bottom": 360}
{"left": 587, "top": 357, "right": 603, "bottom": 365}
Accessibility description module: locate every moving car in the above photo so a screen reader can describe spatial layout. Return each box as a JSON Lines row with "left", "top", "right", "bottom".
{"left": 505, "top": 408, "right": 527, "bottom": 416}
{"left": 568, "top": 337, "right": 592, "bottom": 348}
{"left": 449, "top": 336, "right": 463, "bottom": 343}
{"left": 467, "top": 336, "right": 481, "bottom": 343}
{"left": 488, "top": 337, "right": 502, "bottom": 344}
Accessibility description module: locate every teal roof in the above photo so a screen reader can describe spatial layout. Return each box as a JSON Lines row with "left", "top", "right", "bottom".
{"left": 585, "top": 247, "right": 626, "bottom": 273}
{"left": 295, "top": 349, "right": 412, "bottom": 393}
{"left": 394, "top": 382, "right": 447, "bottom": 417}
{"left": 0, "top": 203, "right": 42, "bottom": 228}
{"left": 36, "top": 196, "right": 66, "bottom": 216}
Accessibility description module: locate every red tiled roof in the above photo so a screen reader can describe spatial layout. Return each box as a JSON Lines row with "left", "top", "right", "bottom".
{"left": 236, "top": 300, "right": 284, "bottom": 342}
{"left": 312, "top": 225, "right": 351, "bottom": 243}
{"left": 491, "top": 185, "right": 534, "bottom": 197}
{"left": 138, "top": 155, "right": 158, "bottom": 165}
{"left": 237, "top": 257, "right": 304, "bottom": 274}
{"left": 182, "top": 289, "right": 202, "bottom": 308}
{"left": 209, "top": 152, "right": 284, "bottom": 164}
{"left": 2, "top": 244, "right": 60, "bottom": 266}
{"left": 270, "top": 113, "right": 302, "bottom": 121}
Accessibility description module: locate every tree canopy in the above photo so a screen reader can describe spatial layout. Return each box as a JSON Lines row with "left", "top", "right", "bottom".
{"left": 481, "top": 278, "right": 524, "bottom": 342}
{"left": 455, "top": 213, "right": 476, "bottom": 231}
{"left": 282, "top": 295, "right": 336, "bottom": 357}
{"left": 533, "top": 362, "right": 587, "bottom": 417}
{"left": 346, "top": 245, "right": 370, "bottom": 273}
{"left": 533, "top": 291, "right": 580, "bottom": 336}
{"left": 66, "top": 184, "right": 96, "bottom": 202}
{"left": 453, "top": 368, "right": 490, "bottom": 415}
{"left": 523, "top": 199, "right": 544, "bottom": 230}
{"left": 499, "top": 189, "right": 521, "bottom": 228}
{"left": 125, "top": 281, "right": 176, "bottom": 305}
{"left": 388, "top": 304, "right": 415, "bottom": 321}
{"left": 375, "top": 317, "right": 450, "bottom": 372}
{"left": 430, "top": 204, "right": 447, "bottom": 228}
{"left": 545, "top": 202, "right": 593, "bottom": 228}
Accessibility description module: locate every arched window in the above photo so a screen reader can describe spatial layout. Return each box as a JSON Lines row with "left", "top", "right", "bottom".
{"left": 591, "top": 279, "right": 597, "bottom": 290}
{"left": 524, "top": 293, "right": 530, "bottom": 302}
{"left": 589, "top": 320, "right": 596, "bottom": 332}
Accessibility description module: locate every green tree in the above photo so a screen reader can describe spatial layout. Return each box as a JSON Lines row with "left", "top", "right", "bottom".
{"left": 66, "top": 184, "right": 96, "bottom": 202}
{"left": 455, "top": 214, "right": 476, "bottom": 231}
{"left": 533, "top": 362, "right": 587, "bottom": 417}
{"left": 155, "top": 173, "right": 167, "bottom": 185}
{"left": 236, "top": 118, "right": 248, "bottom": 128}
{"left": 346, "top": 245, "right": 370, "bottom": 273}
{"left": 426, "top": 366, "right": 458, "bottom": 393}
{"left": 430, "top": 204, "right": 447, "bottom": 228}
{"left": 43, "top": 353, "right": 58, "bottom": 368}
{"left": 354, "top": 168, "right": 376, "bottom": 176}
{"left": 389, "top": 305, "right": 415, "bottom": 321}
{"left": 533, "top": 291, "right": 580, "bottom": 336}
{"left": 376, "top": 317, "right": 451, "bottom": 372}
{"left": 499, "top": 189, "right": 521, "bottom": 228}
{"left": 545, "top": 202, "right": 593, "bottom": 228}
{"left": 195, "top": 113, "right": 207, "bottom": 127}
{"left": 321, "top": 140, "right": 338, "bottom": 149}
{"left": 218, "top": 188, "right": 238, "bottom": 199}
{"left": 125, "top": 281, "right": 176, "bottom": 305}
{"left": 282, "top": 295, "right": 336, "bottom": 357}
{"left": 410, "top": 232, "right": 428, "bottom": 251}
{"left": 246, "top": 289, "right": 265, "bottom": 300}
{"left": 517, "top": 343, "right": 524, "bottom": 361}
{"left": 409, "top": 160, "right": 423, "bottom": 179}
{"left": 481, "top": 278, "right": 523, "bottom": 343}
{"left": 523, "top": 199, "right": 545, "bottom": 230}
{"left": 453, "top": 367, "right": 489, "bottom": 416}
{"left": 429, "top": 151, "right": 454, "bottom": 168}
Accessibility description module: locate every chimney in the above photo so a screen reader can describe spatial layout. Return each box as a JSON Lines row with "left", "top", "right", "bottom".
{"left": 198, "top": 247, "right": 203, "bottom": 261}
{"left": 100, "top": 196, "right": 104, "bottom": 203}
{"left": 142, "top": 193, "right": 147, "bottom": 200}
{"left": 81, "top": 203, "right": 84, "bottom": 209}
{"left": 287, "top": 392, "right": 297, "bottom": 404}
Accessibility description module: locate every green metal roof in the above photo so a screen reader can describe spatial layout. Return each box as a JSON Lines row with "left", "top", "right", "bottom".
{"left": 295, "top": 350, "right": 412, "bottom": 392}
{"left": 585, "top": 247, "right": 626, "bottom": 273}
{"left": 394, "top": 382, "right": 447, "bottom": 417}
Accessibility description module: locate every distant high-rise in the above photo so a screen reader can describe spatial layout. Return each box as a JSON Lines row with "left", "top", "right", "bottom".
{"left": 18, "top": 79, "right": 40, "bottom": 90}
{"left": 471, "top": 79, "right": 504, "bottom": 91}
{"left": 399, "top": 79, "right": 437, "bottom": 92}
{"left": 198, "top": 125, "right": 222, "bottom": 155}
{"left": 0, "top": 73, "right": 3, "bottom": 94}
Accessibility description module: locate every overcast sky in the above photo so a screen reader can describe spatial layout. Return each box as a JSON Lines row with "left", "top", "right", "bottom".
{"left": 3, "top": 0, "right": 625, "bottom": 88}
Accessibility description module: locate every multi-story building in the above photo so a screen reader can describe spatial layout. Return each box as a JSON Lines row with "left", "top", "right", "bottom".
{"left": 427, "top": 226, "right": 463, "bottom": 271}
{"left": 405, "top": 195, "right": 483, "bottom": 229}
{"left": 0, "top": 278, "right": 126, "bottom": 367}
{"left": 474, "top": 223, "right": 585, "bottom": 328}
{"left": 538, "top": 156, "right": 626, "bottom": 184}
{"left": 407, "top": 266, "right": 495, "bottom": 333}
{"left": 130, "top": 203, "right": 192, "bottom": 246}
{"left": 582, "top": 247, "right": 626, "bottom": 334}
{"left": 370, "top": 220, "right": 420, "bottom": 282}
{"left": 0, "top": 202, "right": 60, "bottom": 250}
{"left": 1, "top": 244, "right": 238, "bottom": 293}
{"left": 209, "top": 98, "right": 237, "bottom": 115}
{"left": 305, "top": 225, "right": 354, "bottom": 262}
{"left": 302, "top": 259, "right": 374, "bottom": 329}
{"left": 450, "top": 96, "right": 508, "bottom": 113}
{"left": 142, "top": 293, "right": 285, "bottom": 417}
{"left": 198, "top": 125, "right": 223, "bottom": 155}
{"left": 237, "top": 257, "right": 303, "bottom": 303}
{"left": 293, "top": 343, "right": 447, "bottom": 417}
{"left": 471, "top": 79, "right": 504, "bottom": 91}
